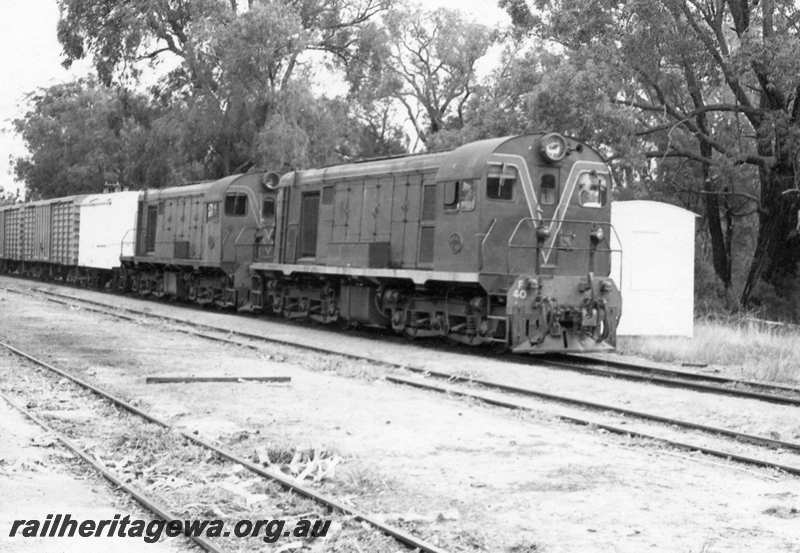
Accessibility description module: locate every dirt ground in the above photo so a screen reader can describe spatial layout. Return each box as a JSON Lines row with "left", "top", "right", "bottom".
{"left": 0, "top": 394, "right": 197, "bottom": 553}
{"left": 2, "top": 285, "right": 800, "bottom": 552}
{"left": 19, "top": 277, "right": 800, "bottom": 445}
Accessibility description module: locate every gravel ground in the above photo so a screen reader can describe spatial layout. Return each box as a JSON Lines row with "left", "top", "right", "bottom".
{"left": 0, "top": 393, "right": 198, "bottom": 553}
{"left": 0, "top": 353, "right": 397, "bottom": 553}
{"left": 1, "top": 282, "right": 800, "bottom": 552}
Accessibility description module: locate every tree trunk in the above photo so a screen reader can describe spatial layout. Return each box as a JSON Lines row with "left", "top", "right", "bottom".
{"left": 704, "top": 191, "right": 731, "bottom": 287}
{"left": 740, "top": 164, "right": 800, "bottom": 306}
{"left": 699, "top": 141, "right": 732, "bottom": 290}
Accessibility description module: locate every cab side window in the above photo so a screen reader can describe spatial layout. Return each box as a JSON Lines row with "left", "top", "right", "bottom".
{"left": 577, "top": 172, "right": 609, "bottom": 208}
{"left": 443, "top": 181, "right": 476, "bottom": 211}
{"left": 224, "top": 193, "right": 248, "bottom": 216}
{"left": 487, "top": 165, "right": 516, "bottom": 200}
{"left": 444, "top": 181, "right": 459, "bottom": 209}
{"left": 206, "top": 201, "right": 219, "bottom": 221}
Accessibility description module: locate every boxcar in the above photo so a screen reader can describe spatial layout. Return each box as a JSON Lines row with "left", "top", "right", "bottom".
{"left": 0, "top": 191, "right": 140, "bottom": 286}
{"left": 2, "top": 196, "right": 83, "bottom": 279}
{"left": 76, "top": 191, "right": 140, "bottom": 282}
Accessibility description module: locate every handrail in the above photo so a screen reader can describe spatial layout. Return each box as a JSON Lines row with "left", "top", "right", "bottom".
{"left": 507, "top": 218, "right": 623, "bottom": 248}
{"left": 502, "top": 217, "right": 623, "bottom": 278}
{"left": 119, "top": 228, "right": 135, "bottom": 257}
{"left": 477, "top": 218, "right": 497, "bottom": 271}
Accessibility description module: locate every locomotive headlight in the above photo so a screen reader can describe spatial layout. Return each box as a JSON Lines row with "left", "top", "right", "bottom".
{"left": 540, "top": 133, "right": 568, "bottom": 163}
{"left": 261, "top": 171, "right": 281, "bottom": 190}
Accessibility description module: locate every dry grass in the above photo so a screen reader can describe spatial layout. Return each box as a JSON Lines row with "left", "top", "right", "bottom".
{"left": 617, "top": 319, "right": 800, "bottom": 384}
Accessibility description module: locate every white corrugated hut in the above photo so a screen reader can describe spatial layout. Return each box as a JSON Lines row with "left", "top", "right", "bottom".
{"left": 610, "top": 200, "right": 697, "bottom": 337}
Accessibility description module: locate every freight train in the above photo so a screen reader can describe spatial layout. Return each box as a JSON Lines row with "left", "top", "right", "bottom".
{"left": 0, "top": 133, "right": 621, "bottom": 353}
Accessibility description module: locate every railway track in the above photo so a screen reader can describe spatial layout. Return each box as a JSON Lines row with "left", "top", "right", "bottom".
{"left": 1, "top": 390, "right": 223, "bottom": 553}
{"left": 0, "top": 339, "right": 449, "bottom": 553}
{"left": 3, "top": 280, "right": 800, "bottom": 479}
{"left": 386, "top": 374, "right": 800, "bottom": 476}
{"left": 13, "top": 279, "right": 800, "bottom": 406}
{"left": 535, "top": 354, "right": 800, "bottom": 406}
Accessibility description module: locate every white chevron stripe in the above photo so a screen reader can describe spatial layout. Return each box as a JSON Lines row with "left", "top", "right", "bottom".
{"left": 540, "top": 160, "right": 608, "bottom": 264}
{"left": 487, "top": 155, "right": 608, "bottom": 266}
{"left": 489, "top": 154, "right": 540, "bottom": 222}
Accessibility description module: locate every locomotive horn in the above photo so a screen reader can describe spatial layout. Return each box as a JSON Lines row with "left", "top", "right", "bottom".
{"left": 261, "top": 172, "right": 281, "bottom": 190}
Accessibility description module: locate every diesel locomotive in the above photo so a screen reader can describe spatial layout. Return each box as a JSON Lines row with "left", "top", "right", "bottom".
{"left": 0, "top": 133, "right": 621, "bottom": 353}
{"left": 247, "top": 133, "right": 621, "bottom": 352}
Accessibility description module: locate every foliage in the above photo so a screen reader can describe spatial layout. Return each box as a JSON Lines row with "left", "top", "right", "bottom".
{"left": 50, "top": 0, "right": 398, "bottom": 181}
{"left": 499, "top": 0, "right": 800, "bottom": 313}
{"left": 13, "top": 79, "right": 167, "bottom": 198}
{"left": 0, "top": 189, "right": 20, "bottom": 206}
{"left": 351, "top": 5, "right": 497, "bottom": 148}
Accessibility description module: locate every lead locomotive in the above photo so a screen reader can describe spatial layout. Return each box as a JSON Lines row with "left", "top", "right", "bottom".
{"left": 248, "top": 133, "right": 621, "bottom": 353}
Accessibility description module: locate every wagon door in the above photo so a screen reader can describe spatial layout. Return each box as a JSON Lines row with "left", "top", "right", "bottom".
{"left": 417, "top": 176, "right": 437, "bottom": 268}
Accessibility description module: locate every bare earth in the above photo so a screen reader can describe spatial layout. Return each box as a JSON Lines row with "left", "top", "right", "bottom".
{"left": 1, "top": 284, "right": 800, "bottom": 552}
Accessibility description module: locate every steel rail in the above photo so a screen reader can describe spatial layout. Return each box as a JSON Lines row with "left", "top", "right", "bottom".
{"left": 532, "top": 357, "right": 800, "bottom": 407}
{"left": 0, "top": 390, "right": 227, "bottom": 553}
{"left": 19, "top": 286, "right": 405, "bottom": 369}
{"left": 21, "top": 283, "right": 800, "bottom": 407}
{"left": 394, "top": 365, "right": 800, "bottom": 453}
{"left": 560, "top": 353, "right": 800, "bottom": 394}
{"left": 386, "top": 375, "right": 800, "bottom": 477}
{"left": 8, "top": 285, "right": 800, "bottom": 457}
{"left": 22, "top": 285, "right": 800, "bottom": 407}
{"left": 0, "top": 339, "right": 450, "bottom": 553}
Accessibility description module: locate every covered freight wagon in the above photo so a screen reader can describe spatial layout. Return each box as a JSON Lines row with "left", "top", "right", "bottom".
{"left": 0, "top": 191, "right": 140, "bottom": 286}
{"left": 0, "top": 204, "right": 24, "bottom": 263}
{"left": 77, "top": 191, "right": 140, "bottom": 270}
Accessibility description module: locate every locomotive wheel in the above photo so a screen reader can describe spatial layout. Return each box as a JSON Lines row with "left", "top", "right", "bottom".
{"left": 271, "top": 294, "right": 284, "bottom": 315}
{"left": 390, "top": 308, "right": 406, "bottom": 334}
